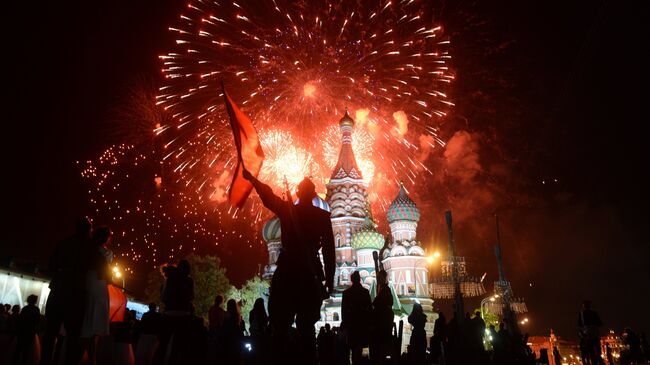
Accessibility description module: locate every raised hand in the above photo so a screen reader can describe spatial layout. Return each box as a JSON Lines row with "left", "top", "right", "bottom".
{"left": 242, "top": 168, "right": 254, "bottom": 181}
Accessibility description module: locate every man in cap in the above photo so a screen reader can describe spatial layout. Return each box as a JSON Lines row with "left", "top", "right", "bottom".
{"left": 243, "top": 170, "right": 335, "bottom": 364}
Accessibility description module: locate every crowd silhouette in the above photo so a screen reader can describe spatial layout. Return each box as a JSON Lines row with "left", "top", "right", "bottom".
{"left": 0, "top": 211, "right": 648, "bottom": 364}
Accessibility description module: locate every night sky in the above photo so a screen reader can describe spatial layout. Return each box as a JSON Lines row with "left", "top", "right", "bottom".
{"left": 3, "top": 0, "right": 649, "bottom": 339}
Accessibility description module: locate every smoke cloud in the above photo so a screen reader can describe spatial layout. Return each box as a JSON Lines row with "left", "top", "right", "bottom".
{"left": 355, "top": 108, "right": 380, "bottom": 136}
{"left": 355, "top": 108, "right": 370, "bottom": 127}
{"left": 444, "top": 130, "right": 482, "bottom": 184}
{"left": 210, "top": 170, "right": 232, "bottom": 203}
{"left": 392, "top": 111, "right": 409, "bottom": 136}
{"left": 418, "top": 134, "right": 436, "bottom": 162}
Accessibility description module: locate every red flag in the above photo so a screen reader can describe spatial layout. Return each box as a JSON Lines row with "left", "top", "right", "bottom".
{"left": 223, "top": 85, "right": 265, "bottom": 208}
{"left": 108, "top": 284, "right": 127, "bottom": 322}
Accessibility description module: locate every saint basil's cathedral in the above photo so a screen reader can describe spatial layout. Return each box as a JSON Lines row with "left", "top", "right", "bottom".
{"left": 261, "top": 111, "right": 437, "bottom": 347}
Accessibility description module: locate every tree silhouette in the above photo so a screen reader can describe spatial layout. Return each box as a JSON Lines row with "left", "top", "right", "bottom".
{"left": 229, "top": 276, "right": 270, "bottom": 324}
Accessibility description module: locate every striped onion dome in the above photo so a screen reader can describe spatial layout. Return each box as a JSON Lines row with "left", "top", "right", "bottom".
{"left": 386, "top": 184, "right": 420, "bottom": 223}
{"left": 262, "top": 216, "right": 281, "bottom": 242}
{"left": 293, "top": 196, "right": 331, "bottom": 212}
{"left": 351, "top": 217, "right": 385, "bottom": 250}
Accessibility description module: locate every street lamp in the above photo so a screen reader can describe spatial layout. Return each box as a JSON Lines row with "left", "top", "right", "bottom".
{"left": 480, "top": 294, "right": 499, "bottom": 319}
{"left": 426, "top": 251, "right": 441, "bottom": 265}
{"left": 112, "top": 264, "right": 125, "bottom": 289}
{"left": 520, "top": 317, "right": 529, "bottom": 325}
{"left": 414, "top": 253, "right": 438, "bottom": 296}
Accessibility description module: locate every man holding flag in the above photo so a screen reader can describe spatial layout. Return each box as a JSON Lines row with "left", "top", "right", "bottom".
{"left": 223, "top": 86, "right": 335, "bottom": 364}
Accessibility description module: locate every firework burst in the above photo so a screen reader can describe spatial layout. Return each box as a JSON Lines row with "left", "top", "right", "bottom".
{"left": 158, "top": 0, "right": 453, "bottom": 206}
{"left": 259, "top": 129, "right": 319, "bottom": 190}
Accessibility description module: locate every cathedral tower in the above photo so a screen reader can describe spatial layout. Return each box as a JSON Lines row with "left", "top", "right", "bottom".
{"left": 382, "top": 183, "right": 428, "bottom": 297}
{"left": 382, "top": 183, "right": 436, "bottom": 350}
{"left": 326, "top": 110, "right": 369, "bottom": 288}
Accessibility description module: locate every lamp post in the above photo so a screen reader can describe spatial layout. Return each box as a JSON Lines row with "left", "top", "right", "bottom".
{"left": 480, "top": 294, "right": 499, "bottom": 319}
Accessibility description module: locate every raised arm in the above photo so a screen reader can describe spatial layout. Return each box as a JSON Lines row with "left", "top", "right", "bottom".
{"left": 243, "top": 168, "right": 286, "bottom": 216}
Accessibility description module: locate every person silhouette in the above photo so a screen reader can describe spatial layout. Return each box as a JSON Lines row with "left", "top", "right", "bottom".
{"left": 538, "top": 348, "right": 550, "bottom": 364}
{"left": 243, "top": 170, "right": 335, "bottom": 365}
{"left": 0, "top": 304, "right": 7, "bottom": 333}
{"left": 469, "top": 310, "right": 486, "bottom": 362}
{"left": 80, "top": 225, "right": 113, "bottom": 365}
{"left": 41, "top": 217, "right": 92, "bottom": 365}
{"left": 13, "top": 294, "right": 41, "bottom": 365}
{"left": 578, "top": 300, "right": 603, "bottom": 365}
{"left": 140, "top": 303, "right": 161, "bottom": 335}
{"left": 162, "top": 260, "right": 194, "bottom": 313}
{"left": 208, "top": 295, "right": 226, "bottom": 332}
{"left": 223, "top": 299, "right": 245, "bottom": 365}
{"left": 342, "top": 270, "right": 371, "bottom": 365}
{"left": 494, "top": 322, "right": 511, "bottom": 364}
{"left": 370, "top": 270, "right": 394, "bottom": 364}
{"left": 249, "top": 297, "right": 269, "bottom": 364}
{"left": 641, "top": 332, "right": 650, "bottom": 363}
{"left": 160, "top": 259, "right": 195, "bottom": 365}
{"left": 249, "top": 298, "right": 269, "bottom": 339}
{"left": 430, "top": 311, "right": 447, "bottom": 364}
{"left": 208, "top": 294, "right": 226, "bottom": 362}
{"left": 317, "top": 327, "right": 327, "bottom": 364}
{"left": 622, "top": 327, "right": 642, "bottom": 364}
{"left": 553, "top": 346, "right": 562, "bottom": 365}
{"left": 316, "top": 325, "right": 334, "bottom": 365}
{"left": 407, "top": 302, "right": 427, "bottom": 365}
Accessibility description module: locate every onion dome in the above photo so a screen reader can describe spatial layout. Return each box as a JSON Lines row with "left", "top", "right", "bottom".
{"left": 262, "top": 216, "right": 281, "bottom": 242}
{"left": 386, "top": 183, "right": 420, "bottom": 223}
{"left": 351, "top": 217, "right": 385, "bottom": 250}
{"left": 293, "top": 196, "right": 331, "bottom": 212}
{"left": 339, "top": 109, "right": 355, "bottom": 128}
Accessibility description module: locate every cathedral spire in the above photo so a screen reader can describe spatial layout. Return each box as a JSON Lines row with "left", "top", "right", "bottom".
{"left": 330, "top": 109, "right": 363, "bottom": 180}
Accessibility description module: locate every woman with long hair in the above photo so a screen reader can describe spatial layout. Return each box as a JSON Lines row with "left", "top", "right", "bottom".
{"left": 223, "top": 299, "right": 245, "bottom": 365}
{"left": 80, "top": 226, "right": 113, "bottom": 365}
{"left": 248, "top": 298, "right": 268, "bottom": 338}
{"left": 248, "top": 298, "right": 269, "bottom": 364}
